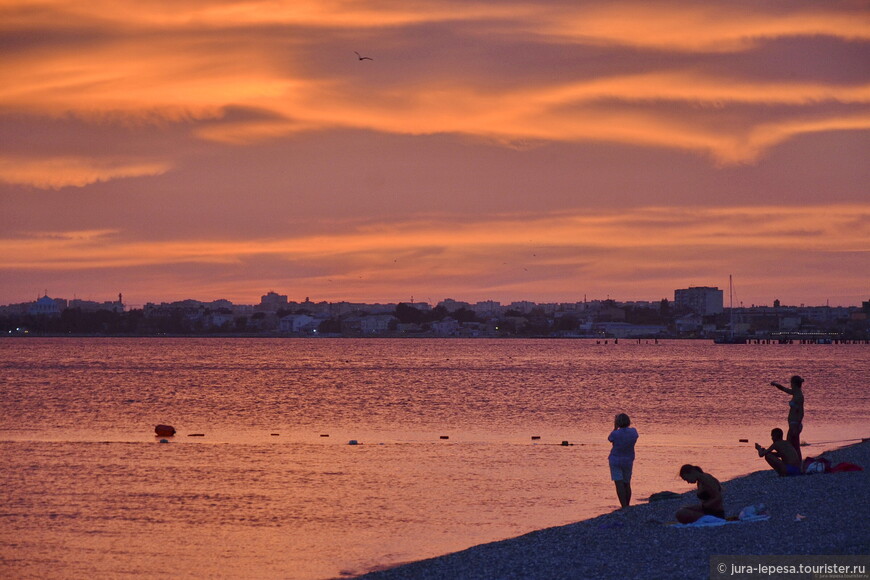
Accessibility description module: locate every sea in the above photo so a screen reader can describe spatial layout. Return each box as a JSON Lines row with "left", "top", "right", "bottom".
{"left": 1, "top": 338, "right": 867, "bottom": 579}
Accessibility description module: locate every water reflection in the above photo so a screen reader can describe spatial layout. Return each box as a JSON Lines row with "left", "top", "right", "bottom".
{"left": 0, "top": 339, "right": 867, "bottom": 579}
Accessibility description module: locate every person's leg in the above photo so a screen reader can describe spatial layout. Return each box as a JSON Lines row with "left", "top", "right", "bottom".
{"left": 611, "top": 463, "right": 627, "bottom": 508}
{"left": 614, "top": 481, "right": 629, "bottom": 508}
{"left": 787, "top": 422, "right": 803, "bottom": 463}
{"left": 764, "top": 453, "right": 788, "bottom": 476}
{"left": 676, "top": 505, "right": 704, "bottom": 524}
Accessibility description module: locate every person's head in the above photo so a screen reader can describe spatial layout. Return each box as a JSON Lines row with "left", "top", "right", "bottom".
{"left": 614, "top": 413, "right": 631, "bottom": 429}
{"left": 790, "top": 375, "right": 804, "bottom": 389}
{"left": 771, "top": 428, "right": 784, "bottom": 441}
{"left": 679, "top": 464, "right": 703, "bottom": 483}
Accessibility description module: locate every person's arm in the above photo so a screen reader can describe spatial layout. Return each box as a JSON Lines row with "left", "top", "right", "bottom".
{"left": 770, "top": 381, "right": 794, "bottom": 395}
{"left": 755, "top": 442, "right": 775, "bottom": 457}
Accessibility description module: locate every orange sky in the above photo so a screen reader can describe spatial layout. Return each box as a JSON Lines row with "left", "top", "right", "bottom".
{"left": 1, "top": 0, "right": 868, "bottom": 307}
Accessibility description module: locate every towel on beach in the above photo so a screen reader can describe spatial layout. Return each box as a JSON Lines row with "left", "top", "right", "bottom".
{"left": 830, "top": 462, "right": 863, "bottom": 473}
{"left": 672, "top": 514, "right": 770, "bottom": 528}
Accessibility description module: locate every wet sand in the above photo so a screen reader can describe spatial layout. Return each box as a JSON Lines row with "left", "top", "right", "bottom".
{"left": 356, "top": 441, "right": 870, "bottom": 579}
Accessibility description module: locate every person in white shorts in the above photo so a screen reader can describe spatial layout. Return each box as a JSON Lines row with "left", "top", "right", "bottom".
{"left": 608, "top": 413, "right": 639, "bottom": 508}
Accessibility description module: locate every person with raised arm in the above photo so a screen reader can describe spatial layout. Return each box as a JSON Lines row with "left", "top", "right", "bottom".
{"left": 770, "top": 375, "right": 805, "bottom": 462}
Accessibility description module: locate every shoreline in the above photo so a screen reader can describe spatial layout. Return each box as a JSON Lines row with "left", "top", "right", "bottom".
{"left": 355, "top": 441, "right": 869, "bottom": 579}
{"left": 5, "top": 335, "right": 870, "bottom": 345}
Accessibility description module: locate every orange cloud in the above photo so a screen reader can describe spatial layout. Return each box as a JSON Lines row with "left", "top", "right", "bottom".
{"left": 191, "top": 72, "right": 870, "bottom": 162}
{"left": 541, "top": 3, "right": 870, "bottom": 51}
{"left": 0, "top": 156, "right": 170, "bottom": 189}
{"left": 2, "top": 204, "right": 866, "bottom": 270}
{"left": 2, "top": 1, "right": 867, "bottom": 164}
{"left": 4, "top": 1, "right": 864, "bottom": 45}
{"left": 4, "top": 206, "right": 865, "bottom": 305}
{"left": 0, "top": 0, "right": 504, "bottom": 30}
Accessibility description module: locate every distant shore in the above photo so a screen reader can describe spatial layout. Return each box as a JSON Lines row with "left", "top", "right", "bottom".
{"left": 5, "top": 334, "right": 870, "bottom": 344}
{"left": 356, "top": 441, "right": 870, "bottom": 580}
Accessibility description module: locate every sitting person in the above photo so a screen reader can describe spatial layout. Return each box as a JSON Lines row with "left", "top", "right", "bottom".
{"left": 676, "top": 464, "right": 724, "bottom": 523}
{"left": 755, "top": 428, "right": 801, "bottom": 476}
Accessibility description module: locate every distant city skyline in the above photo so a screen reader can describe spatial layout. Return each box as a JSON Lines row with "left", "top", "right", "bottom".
{"left": 1, "top": 2, "right": 867, "bottom": 310}
{"left": 3, "top": 284, "right": 866, "bottom": 310}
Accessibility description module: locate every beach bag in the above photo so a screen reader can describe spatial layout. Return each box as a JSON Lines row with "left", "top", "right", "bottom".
{"left": 805, "top": 462, "right": 824, "bottom": 474}
{"left": 802, "top": 456, "right": 831, "bottom": 474}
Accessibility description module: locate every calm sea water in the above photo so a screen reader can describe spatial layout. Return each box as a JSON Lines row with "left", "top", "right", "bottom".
{"left": 1, "top": 338, "right": 867, "bottom": 579}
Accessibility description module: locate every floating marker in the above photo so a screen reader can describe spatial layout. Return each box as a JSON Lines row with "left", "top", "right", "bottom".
{"left": 154, "top": 424, "right": 176, "bottom": 437}
{"left": 348, "top": 440, "right": 359, "bottom": 445}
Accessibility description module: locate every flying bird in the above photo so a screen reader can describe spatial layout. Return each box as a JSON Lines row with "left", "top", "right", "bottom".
{"left": 354, "top": 51, "right": 373, "bottom": 61}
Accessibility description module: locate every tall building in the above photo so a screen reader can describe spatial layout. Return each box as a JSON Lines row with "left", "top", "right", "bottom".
{"left": 674, "top": 286, "right": 723, "bottom": 316}
{"left": 258, "top": 291, "right": 288, "bottom": 312}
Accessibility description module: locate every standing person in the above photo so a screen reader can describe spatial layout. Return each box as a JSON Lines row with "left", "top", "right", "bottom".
{"left": 676, "top": 465, "right": 725, "bottom": 523}
{"left": 608, "top": 413, "right": 638, "bottom": 509}
{"left": 771, "top": 375, "right": 805, "bottom": 462}
{"left": 755, "top": 428, "right": 801, "bottom": 476}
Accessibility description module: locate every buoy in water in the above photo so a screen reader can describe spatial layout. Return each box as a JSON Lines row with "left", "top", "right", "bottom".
{"left": 155, "top": 424, "right": 176, "bottom": 437}
{"left": 348, "top": 440, "right": 359, "bottom": 445}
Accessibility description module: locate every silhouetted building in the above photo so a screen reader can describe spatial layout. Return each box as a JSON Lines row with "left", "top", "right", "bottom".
{"left": 674, "top": 286, "right": 723, "bottom": 316}
{"left": 279, "top": 314, "right": 317, "bottom": 333}
{"left": 258, "top": 291, "right": 288, "bottom": 312}
{"left": 438, "top": 298, "right": 471, "bottom": 312}
{"left": 29, "top": 295, "right": 63, "bottom": 316}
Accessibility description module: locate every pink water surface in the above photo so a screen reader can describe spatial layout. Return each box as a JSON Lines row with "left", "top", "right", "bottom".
{"left": 1, "top": 338, "right": 867, "bottom": 578}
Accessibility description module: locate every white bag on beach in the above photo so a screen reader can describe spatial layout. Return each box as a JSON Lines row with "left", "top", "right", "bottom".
{"left": 806, "top": 461, "right": 825, "bottom": 474}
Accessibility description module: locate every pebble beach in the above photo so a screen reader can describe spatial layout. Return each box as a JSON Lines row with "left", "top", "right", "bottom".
{"left": 356, "top": 441, "right": 870, "bottom": 580}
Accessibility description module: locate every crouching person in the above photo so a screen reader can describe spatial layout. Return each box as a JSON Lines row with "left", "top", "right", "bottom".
{"left": 676, "top": 465, "right": 725, "bottom": 523}
{"left": 755, "top": 428, "right": 801, "bottom": 477}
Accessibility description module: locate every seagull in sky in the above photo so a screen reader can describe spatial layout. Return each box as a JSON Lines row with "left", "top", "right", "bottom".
{"left": 354, "top": 51, "right": 373, "bottom": 61}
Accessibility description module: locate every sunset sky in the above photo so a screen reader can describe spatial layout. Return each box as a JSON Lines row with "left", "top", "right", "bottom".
{"left": 1, "top": 0, "right": 868, "bottom": 308}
